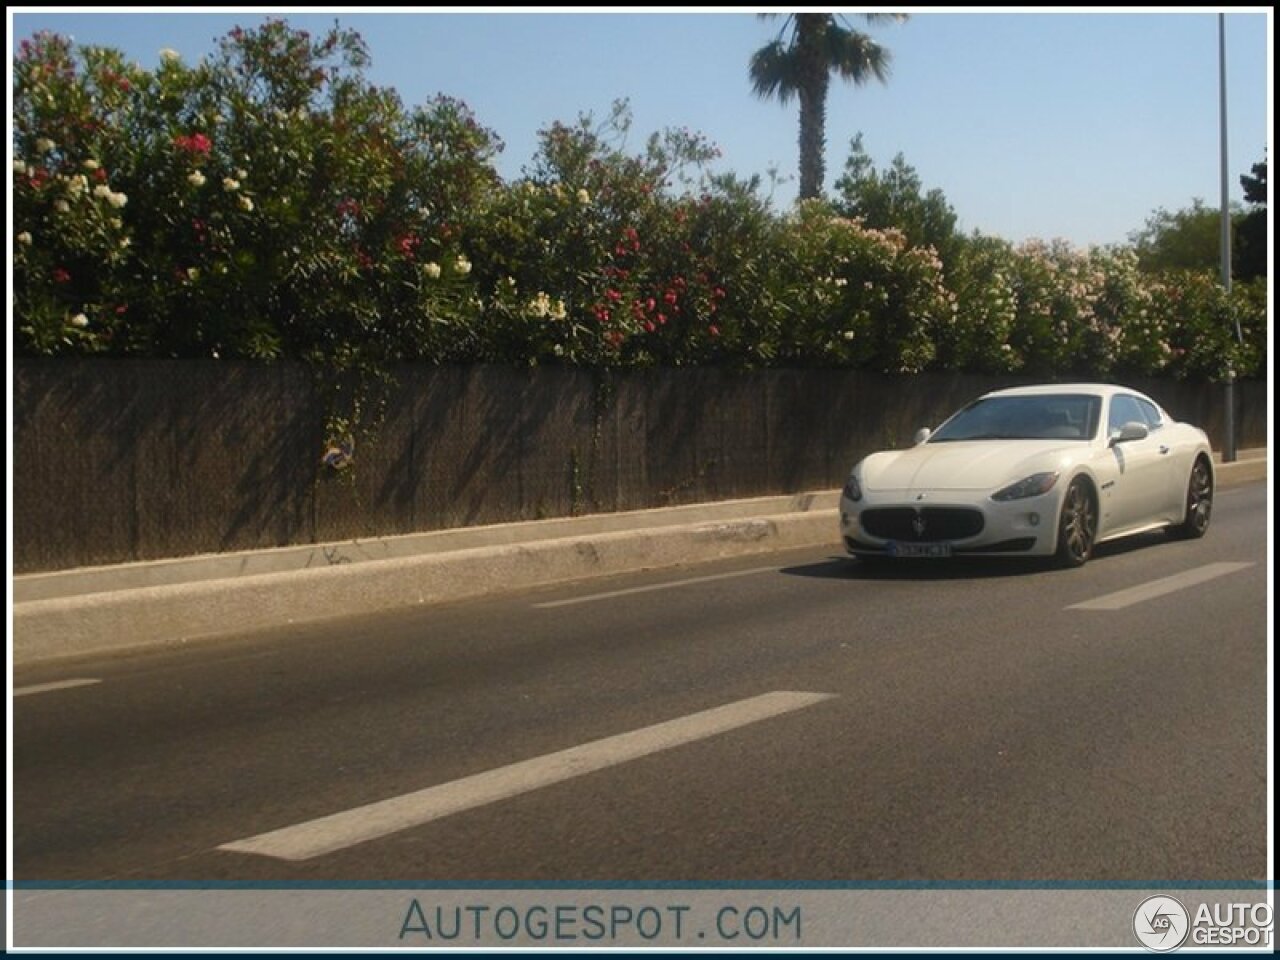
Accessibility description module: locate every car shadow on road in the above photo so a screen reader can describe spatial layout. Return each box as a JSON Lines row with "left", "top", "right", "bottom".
{"left": 781, "top": 556, "right": 1034, "bottom": 582}
{"left": 782, "top": 532, "right": 1175, "bottom": 582}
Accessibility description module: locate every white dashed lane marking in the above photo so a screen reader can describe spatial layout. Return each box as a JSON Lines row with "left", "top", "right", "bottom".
{"left": 532, "top": 566, "right": 777, "bottom": 609}
{"left": 14, "top": 678, "right": 102, "bottom": 698}
{"left": 1067, "top": 562, "right": 1255, "bottom": 611}
{"left": 218, "top": 690, "right": 835, "bottom": 861}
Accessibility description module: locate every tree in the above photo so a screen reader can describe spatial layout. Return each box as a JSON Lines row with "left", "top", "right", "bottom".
{"left": 748, "top": 13, "right": 905, "bottom": 202}
{"left": 1128, "top": 199, "right": 1230, "bottom": 274}
{"left": 833, "top": 134, "right": 959, "bottom": 263}
{"left": 1235, "top": 157, "right": 1266, "bottom": 281}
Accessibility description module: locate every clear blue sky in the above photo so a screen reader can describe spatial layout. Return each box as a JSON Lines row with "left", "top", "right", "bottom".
{"left": 9, "top": 8, "right": 1273, "bottom": 248}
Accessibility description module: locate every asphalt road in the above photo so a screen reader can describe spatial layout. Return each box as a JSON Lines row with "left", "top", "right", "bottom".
{"left": 12, "top": 481, "right": 1269, "bottom": 884}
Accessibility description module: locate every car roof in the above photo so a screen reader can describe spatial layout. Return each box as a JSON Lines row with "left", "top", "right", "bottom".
{"left": 981, "top": 383, "right": 1141, "bottom": 400}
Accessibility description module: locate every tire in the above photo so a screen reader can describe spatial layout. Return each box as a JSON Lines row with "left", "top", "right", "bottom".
{"left": 1055, "top": 476, "right": 1097, "bottom": 568}
{"left": 1170, "top": 457, "right": 1213, "bottom": 540}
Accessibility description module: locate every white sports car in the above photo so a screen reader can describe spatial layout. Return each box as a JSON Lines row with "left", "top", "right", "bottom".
{"left": 839, "top": 384, "right": 1214, "bottom": 567}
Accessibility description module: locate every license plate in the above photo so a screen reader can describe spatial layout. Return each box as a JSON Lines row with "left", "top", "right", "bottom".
{"left": 887, "top": 541, "right": 952, "bottom": 558}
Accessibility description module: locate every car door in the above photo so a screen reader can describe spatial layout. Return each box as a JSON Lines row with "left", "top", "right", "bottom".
{"left": 1105, "top": 394, "right": 1172, "bottom": 531}
{"left": 1134, "top": 396, "right": 1184, "bottom": 520}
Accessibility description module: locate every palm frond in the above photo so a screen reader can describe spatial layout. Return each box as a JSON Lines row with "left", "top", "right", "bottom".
{"left": 748, "top": 41, "right": 800, "bottom": 103}
{"left": 825, "top": 29, "right": 892, "bottom": 85}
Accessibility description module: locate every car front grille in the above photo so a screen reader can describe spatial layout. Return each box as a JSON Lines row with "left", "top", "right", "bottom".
{"left": 860, "top": 507, "right": 985, "bottom": 542}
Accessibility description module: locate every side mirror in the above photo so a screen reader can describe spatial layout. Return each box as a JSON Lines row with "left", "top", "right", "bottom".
{"left": 1109, "top": 421, "right": 1149, "bottom": 446}
{"left": 913, "top": 427, "right": 932, "bottom": 445}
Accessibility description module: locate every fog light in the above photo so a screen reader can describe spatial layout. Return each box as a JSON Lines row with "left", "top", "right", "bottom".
{"left": 1028, "top": 513, "right": 1040, "bottom": 527}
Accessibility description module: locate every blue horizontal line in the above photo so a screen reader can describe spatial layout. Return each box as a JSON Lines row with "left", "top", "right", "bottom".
{"left": 9, "top": 879, "right": 1274, "bottom": 892}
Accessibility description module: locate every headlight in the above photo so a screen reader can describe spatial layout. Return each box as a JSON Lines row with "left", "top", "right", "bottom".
{"left": 991, "top": 471, "right": 1059, "bottom": 501}
{"left": 842, "top": 472, "right": 863, "bottom": 502}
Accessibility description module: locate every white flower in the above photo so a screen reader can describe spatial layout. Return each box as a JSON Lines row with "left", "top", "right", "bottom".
{"left": 159, "top": 48, "right": 180, "bottom": 63}
{"left": 188, "top": 170, "right": 206, "bottom": 187}
{"left": 82, "top": 159, "right": 100, "bottom": 171}
{"left": 222, "top": 177, "right": 240, "bottom": 192}
{"left": 842, "top": 330, "right": 855, "bottom": 341}
{"left": 235, "top": 167, "right": 247, "bottom": 180}
{"left": 66, "top": 174, "right": 88, "bottom": 197}
{"left": 238, "top": 195, "right": 254, "bottom": 212}
{"left": 187, "top": 267, "right": 200, "bottom": 281}
{"left": 119, "top": 236, "right": 132, "bottom": 248}
{"left": 54, "top": 200, "right": 70, "bottom": 213}
{"left": 69, "top": 313, "right": 89, "bottom": 328}
{"left": 550, "top": 299, "right": 567, "bottom": 321}
{"left": 93, "top": 184, "right": 112, "bottom": 199}
{"left": 423, "top": 262, "right": 441, "bottom": 279}
{"left": 14, "top": 159, "right": 27, "bottom": 175}
{"left": 108, "top": 191, "right": 128, "bottom": 208}
{"left": 17, "top": 231, "right": 33, "bottom": 246}
{"left": 576, "top": 188, "right": 591, "bottom": 205}
{"left": 453, "top": 255, "right": 472, "bottom": 276}
{"left": 35, "top": 137, "right": 56, "bottom": 153}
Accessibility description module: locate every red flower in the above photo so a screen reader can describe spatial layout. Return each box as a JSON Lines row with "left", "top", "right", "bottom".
{"left": 708, "top": 325, "right": 721, "bottom": 337}
{"left": 173, "top": 132, "right": 212, "bottom": 155}
{"left": 643, "top": 321, "right": 656, "bottom": 334}
{"left": 52, "top": 267, "right": 71, "bottom": 284}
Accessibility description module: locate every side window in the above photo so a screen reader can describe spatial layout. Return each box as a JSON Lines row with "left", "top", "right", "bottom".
{"left": 1136, "top": 398, "right": 1164, "bottom": 431}
{"left": 1108, "top": 395, "right": 1145, "bottom": 436}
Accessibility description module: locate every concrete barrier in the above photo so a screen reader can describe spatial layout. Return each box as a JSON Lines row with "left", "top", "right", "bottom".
{"left": 14, "top": 507, "right": 837, "bottom": 665}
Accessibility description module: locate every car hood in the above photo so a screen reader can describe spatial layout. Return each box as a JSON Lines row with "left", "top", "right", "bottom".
{"left": 859, "top": 440, "right": 1083, "bottom": 493}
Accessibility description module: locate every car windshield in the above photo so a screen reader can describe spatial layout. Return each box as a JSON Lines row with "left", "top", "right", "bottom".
{"left": 928, "top": 394, "right": 1101, "bottom": 442}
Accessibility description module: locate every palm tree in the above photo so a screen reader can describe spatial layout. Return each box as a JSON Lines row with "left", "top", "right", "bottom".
{"left": 749, "top": 13, "right": 906, "bottom": 201}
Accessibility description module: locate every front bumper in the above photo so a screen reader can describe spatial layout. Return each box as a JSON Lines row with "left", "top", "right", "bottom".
{"left": 839, "top": 491, "right": 1059, "bottom": 558}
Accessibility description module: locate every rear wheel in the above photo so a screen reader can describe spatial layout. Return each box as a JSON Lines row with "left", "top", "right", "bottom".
{"left": 1170, "top": 457, "right": 1213, "bottom": 539}
{"left": 1055, "top": 477, "right": 1096, "bottom": 568}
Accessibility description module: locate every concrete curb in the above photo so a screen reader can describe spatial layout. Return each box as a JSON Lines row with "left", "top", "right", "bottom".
{"left": 14, "top": 510, "right": 836, "bottom": 666}
{"left": 12, "top": 452, "right": 1266, "bottom": 667}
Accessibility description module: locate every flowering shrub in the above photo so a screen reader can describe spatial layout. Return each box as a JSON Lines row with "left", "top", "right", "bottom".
{"left": 12, "top": 22, "right": 1265, "bottom": 384}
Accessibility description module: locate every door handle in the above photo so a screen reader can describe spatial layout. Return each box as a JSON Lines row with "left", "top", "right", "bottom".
{"left": 1159, "top": 445, "right": 1170, "bottom": 455}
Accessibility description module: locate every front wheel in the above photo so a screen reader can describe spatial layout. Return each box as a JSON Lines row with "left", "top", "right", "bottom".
{"left": 1055, "top": 477, "right": 1096, "bottom": 568}
{"left": 1170, "top": 457, "right": 1213, "bottom": 540}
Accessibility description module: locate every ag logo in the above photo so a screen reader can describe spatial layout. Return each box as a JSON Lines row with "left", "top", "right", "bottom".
{"left": 1133, "top": 895, "right": 1190, "bottom": 952}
